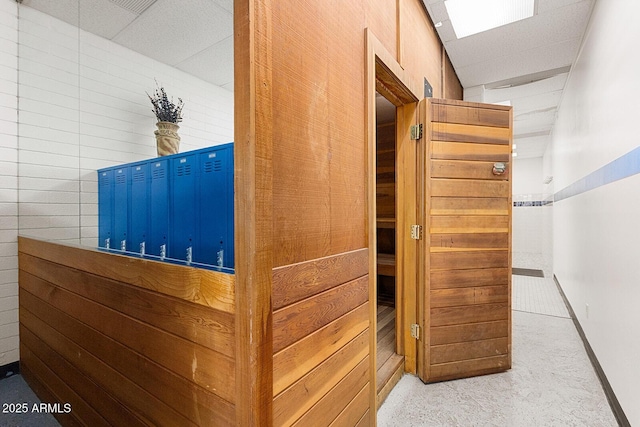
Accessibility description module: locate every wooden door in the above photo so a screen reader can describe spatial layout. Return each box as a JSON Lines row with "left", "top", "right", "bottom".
{"left": 417, "top": 98, "right": 512, "bottom": 383}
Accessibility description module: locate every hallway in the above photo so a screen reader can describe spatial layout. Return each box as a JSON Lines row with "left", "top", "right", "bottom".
{"left": 377, "top": 274, "right": 618, "bottom": 426}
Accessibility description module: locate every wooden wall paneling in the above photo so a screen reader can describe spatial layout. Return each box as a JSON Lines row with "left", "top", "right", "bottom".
{"left": 19, "top": 252, "right": 234, "bottom": 357}
{"left": 20, "top": 271, "right": 235, "bottom": 403}
{"left": 235, "top": 0, "right": 274, "bottom": 424}
{"left": 443, "top": 50, "right": 463, "bottom": 100}
{"left": 19, "top": 284, "right": 234, "bottom": 425}
{"left": 272, "top": 275, "right": 368, "bottom": 353}
{"left": 291, "top": 357, "right": 369, "bottom": 426}
{"left": 20, "top": 328, "right": 147, "bottom": 427}
{"left": 17, "top": 237, "right": 234, "bottom": 312}
{"left": 329, "top": 383, "right": 370, "bottom": 427}
{"left": 19, "top": 307, "right": 198, "bottom": 426}
{"left": 272, "top": 249, "right": 369, "bottom": 310}
{"left": 272, "top": 302, "right": 369, "bottom": 396}
{"left": 19, "top": 341, "right": 111, "bottom": 427}
{"left": 273, "top": 330, "right": 368, "bottom": 426}
{"left": 19, "top": 352, "right": 84, "bottom": 427}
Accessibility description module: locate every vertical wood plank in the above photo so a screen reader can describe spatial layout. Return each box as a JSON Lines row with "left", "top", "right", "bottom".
{"left": 234, "top": 0, "right": 273, "bottom": 424}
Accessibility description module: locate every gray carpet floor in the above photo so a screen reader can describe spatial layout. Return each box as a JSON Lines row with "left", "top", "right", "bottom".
{"left": 0, "top": 374, "right": 61, "bottom": 427}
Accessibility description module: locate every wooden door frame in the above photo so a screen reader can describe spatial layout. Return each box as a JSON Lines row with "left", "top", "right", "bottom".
{"left": 365, "top": 28, "right": 421, "bottom": 415}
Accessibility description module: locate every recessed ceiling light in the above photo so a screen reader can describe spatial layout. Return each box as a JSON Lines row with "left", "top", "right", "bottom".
{"left": 445, "top": 0, "right": 535, "bottom": 39}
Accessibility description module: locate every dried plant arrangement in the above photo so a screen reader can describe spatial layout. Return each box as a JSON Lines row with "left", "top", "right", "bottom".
{"left": 147, "top": 80, "right": 184, "bottom": 123}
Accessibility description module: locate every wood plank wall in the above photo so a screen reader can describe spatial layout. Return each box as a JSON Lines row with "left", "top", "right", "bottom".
{"left": 423, "top": 99, "right": 512, "bottom": 382}
{"left": 18, "top": 237, "right": 236, "bottom": 426}
{"left": 271, "top": 249, "right": 371, "bottom": 426}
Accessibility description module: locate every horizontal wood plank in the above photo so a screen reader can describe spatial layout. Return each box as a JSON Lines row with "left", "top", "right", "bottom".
{"left": 20, "top": 308, "right": 198, "bottom": 427}
{"left": 430, "top": 197, "right": 510, "bottom": 216}
{"left": 431, "top": 321, "right": 509, "bottom": 346}
{"left": 430, "top": 215, "right": 509, "bottom": 233}
{"left": 431, "top": 141, "right": 511, "bottom": 162}
{"left": 330, "top": 383, "right": 370, "bottom": 427}
{"left": 273, "top": 330, "right": 368, "bottom": 426}
{"left": 431, "top": 103, "right": 510, "bottom": 128}
{"left": 430, "top": 337, "right": 509, "bottom": 364}
{"left": 431, "top": 160, "right": 509, "bottom": 180}
{"left": 20, "top": 252, "right": 234, "bottom": 357}
{"left": 431, "top": 303, "right": 509, "bottom": 327}
{"left": 272, "top": 249, "right": 369, "bottom": 310}
{"left": 18, "top": 237, "right": 234, "bottom": 312}
{"left": 431, "top": 268, "right": 509, "bottom": 289}
{"left": 19, "top": 360, "right": 84, "bottom": 427}
{"left": 20, "top": 341, "right": 112, "bottom": 427}
{"left": 273, "top": 303, "right": 369, "bottom": 395}
{"left": 292, "top": 357, "right": 369, "bottom": 427}
{"left": 20, "top": 272, "right": 235, "bottom": 404}
{"left": 428, "top": 355, "right": 510, "bottom": 382}
{"left": 431, "top": 285, "right": 509, "bottom": 308}
{"left": 431, "top": 122, "right": 511, "bottom": 145}
{"left": 431, "top": 178, "right": 510, "bottom": 198}
{"left": 20, "top": 289, "right": 234, "bottom": 425}
{"left": 273, "top": 275, "right": 368, "bottom": 353}
{"left": 20, "top": 328, "right": 147, "bottom": 427}
{"left": 429, "top": 233, "right": 509, "bottom": 250}
{"left": 431, "top": 250, "right": 509, "bottom": 270}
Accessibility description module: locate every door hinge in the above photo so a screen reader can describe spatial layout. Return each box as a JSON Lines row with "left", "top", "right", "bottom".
{"left": 410, "top": 224, "right": 422, "bottom": 240}
{"left": 411, "top": 324, "right": 420, "bottom": 340}
{"left": 410, "top": 124, "right": 423, "bottom": 140}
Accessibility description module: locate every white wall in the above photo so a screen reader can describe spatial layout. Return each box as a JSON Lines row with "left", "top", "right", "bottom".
{"left": 0, "top": 0, "right": 19, "bottom": 368}
{"left": 512, "top": 157, "right": 551, "bottom": 273}
{"left": 550, "top": 0, "right": 640, "bottom": 423}
{"left": 0, "top": 4, "right": 234, "bottom": 367}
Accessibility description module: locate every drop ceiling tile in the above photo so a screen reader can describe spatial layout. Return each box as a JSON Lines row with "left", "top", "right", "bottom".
{"left": 78, "top": 0, "right": 139, "bottom": 39}
{"left": 175, "top": 36, "right": 233, "bottom": 87}
{"left": 113, "top": 0, "right": 232, "bottom": 66}
{"left": 455, "top": 38, "right": 580, "bottom": 87}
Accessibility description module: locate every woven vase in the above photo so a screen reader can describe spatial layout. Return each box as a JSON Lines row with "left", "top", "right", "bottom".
{"left": 155, "top": 121, "right": 181, "bottom": 156}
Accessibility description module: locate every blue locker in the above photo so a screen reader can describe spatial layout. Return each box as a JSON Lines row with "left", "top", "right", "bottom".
{"left": 97, "top": 168, "right": 114, "bottom": 249}
{"left": 170, "top": 153, "right": 197, "bottom": 263}
{"left": 149, "top": 159, "right": 170, "bottom": 259}
{"left": 197, "top": 144, "right": 234, "bottom": 268}
{"left": 130, "top": 161, "right": 150, "bottom": 255}
{"left": 113, "top": 167, "right": 130, "bottom": 251}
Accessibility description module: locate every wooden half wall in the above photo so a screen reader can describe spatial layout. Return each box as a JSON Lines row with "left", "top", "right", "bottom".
{"left": 18, "top": 237, "right": 236, "bottom": 426}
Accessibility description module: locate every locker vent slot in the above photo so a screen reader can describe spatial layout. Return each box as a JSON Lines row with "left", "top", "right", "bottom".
{"left": 100, "top": 178, "right": 110, "bottom": 186}
{"left": 152, "top": 168, "right": 165, "bottom": 180}
{"left": 133, "top": 172, "right": 145, "bottom": 182}
{"left": 177, "top": 165, "right": 192, "bottom": 177}
{"left": 204, "top": 160, "right": 222, "bottom": 173}
{"left": 116, "top": 174, "right": 126, "bottom": 184}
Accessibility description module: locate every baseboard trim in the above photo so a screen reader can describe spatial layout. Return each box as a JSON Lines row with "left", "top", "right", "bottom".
{"left": 513, "top": 268, "right": 544, "bottom": 277}
{"left": 0, "top": 361, "right": 20, "bottom": 380}
{"left": 553, "top": 275, "right": 630, "bottom": 427}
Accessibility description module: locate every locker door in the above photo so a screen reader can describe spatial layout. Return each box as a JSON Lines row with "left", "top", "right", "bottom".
{"left": 170, "top": 154, "right": 197, "bottom": 263}
{"left": 130, "top": 162, "right": 150, "bottom": 255}
{"left": 97, "top": 168, "right": 114, "bottom": 249}
{"left": 149, "top": 159, "right": 169, "bottom": 258}
{"left": 418, "top": 98, "right": 513, "bottom": 383}
{"left": 197, "top": 146, "right": 233, "bottom": 267}
{"left": 113, "top": 167, "right": 130, "bottom": 251}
